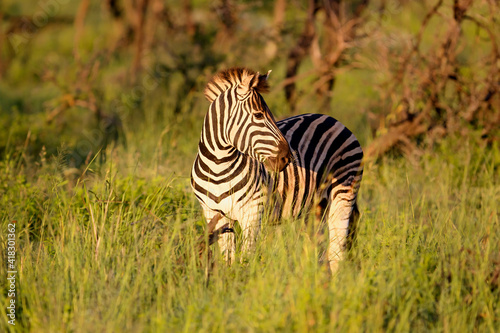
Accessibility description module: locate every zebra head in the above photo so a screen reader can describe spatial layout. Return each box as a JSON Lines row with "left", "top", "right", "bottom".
{"left": 205, "top": 68, "right": 291, "bottom": 172}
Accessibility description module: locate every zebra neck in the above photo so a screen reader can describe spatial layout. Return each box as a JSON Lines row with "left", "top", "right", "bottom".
{"left": 196, "top": 139, "right": 269, "bottom": 185}
{"left": 198, "top": 104, "right": 237, "bottom": 162}
{"left": 197, "top": 140, "right": 239, "bottom": 165}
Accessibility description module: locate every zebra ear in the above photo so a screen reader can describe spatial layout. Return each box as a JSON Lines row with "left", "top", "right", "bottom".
{"left": 261, "top": 70, "right": 272, "bottom": 81}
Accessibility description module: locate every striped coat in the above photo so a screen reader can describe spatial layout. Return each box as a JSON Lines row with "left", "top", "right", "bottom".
{"left": 191, "top": 68, "right": 363, "bottom": 272}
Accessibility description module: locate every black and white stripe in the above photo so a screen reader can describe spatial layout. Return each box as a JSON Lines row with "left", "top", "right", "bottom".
{"left": 191, "top": 68, "right": 363, "bottom": 271}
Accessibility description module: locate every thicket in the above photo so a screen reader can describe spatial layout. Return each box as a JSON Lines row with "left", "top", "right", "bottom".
{"left": 1, "top": 0, "right": 498, "bottom": 167}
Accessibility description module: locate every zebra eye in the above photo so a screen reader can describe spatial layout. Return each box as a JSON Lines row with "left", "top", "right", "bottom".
{"left": 254, "top": 112, "right": 265, "bottom": 120}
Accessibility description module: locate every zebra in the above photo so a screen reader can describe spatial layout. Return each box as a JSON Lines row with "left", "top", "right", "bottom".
{"left": 191, "top": 67, "right": 363, "bottom": 272}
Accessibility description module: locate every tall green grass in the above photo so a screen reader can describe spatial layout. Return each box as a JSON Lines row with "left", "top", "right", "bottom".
{"left": 1, "top": 135, "right": 498, "bottom": 332}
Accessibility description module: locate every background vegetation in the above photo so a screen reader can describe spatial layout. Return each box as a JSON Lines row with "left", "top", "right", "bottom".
{"left": 0, "top": 0, "right": 499, "bottom": 331}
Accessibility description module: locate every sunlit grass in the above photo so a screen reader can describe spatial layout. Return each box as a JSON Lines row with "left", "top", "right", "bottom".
{"left": 1, "top": 135, "right": 498, "bottom": 332}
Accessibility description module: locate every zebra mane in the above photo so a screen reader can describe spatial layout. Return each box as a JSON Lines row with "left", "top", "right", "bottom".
{"left": 204, "top": 67, "right": 270, "bottom": 103}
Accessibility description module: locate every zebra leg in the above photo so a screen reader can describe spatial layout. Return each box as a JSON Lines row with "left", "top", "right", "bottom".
{"left": 312, "top": 198, "right": 329, "bottom": 263}
{"left": 325, "top": 175, "right": 358, "bottom": 273}
{"left": 203, "top": 210, "right": 235, "bottom": 264}
{"left": 240, "top": 218, "right": 261, "bottom": 257}
{"left": 345, "top": 201, "right": 360, "bottom": 252}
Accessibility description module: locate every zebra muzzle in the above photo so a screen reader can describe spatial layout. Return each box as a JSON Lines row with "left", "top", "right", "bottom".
{"left": 264, "top": 141, "right": 291, "bottom": 172}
